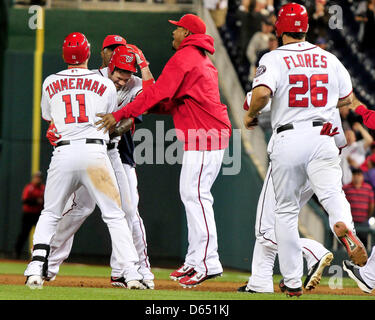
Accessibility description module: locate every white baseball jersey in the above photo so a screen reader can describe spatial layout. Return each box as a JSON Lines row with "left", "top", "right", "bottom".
{"left": 41, "top": 68, "right": 117, "bottom": 142}
{"left": 252, "top": 41, "right": 352, "bottom": 130}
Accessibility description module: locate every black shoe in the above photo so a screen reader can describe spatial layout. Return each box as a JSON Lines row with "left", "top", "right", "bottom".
{"left": 110, "top": 276, "right": 127, "bottom": 288}
{"left": 304, "top": 252, "right": 333, "bottom": 290}
{"left": 279, "top": 279, "right": 286, "bottom": 292}
{"left": 237, "top": 284, "right": 258, "bottom": 293}
{"left": 343, "top": 260, "right": 373, "bottom": 294}
{"left": 279, "top": 279, "right": 302, "bottom": 297}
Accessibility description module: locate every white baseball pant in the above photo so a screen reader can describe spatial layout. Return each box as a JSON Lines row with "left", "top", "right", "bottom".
{"left": 47, "top": 145, "right": 152, "bottom": 279}
{"left": 24, "top": 140, "right": 141, "bottom": 281}
{"left": 180, "top": 149, "right": 225, "bottom": 276}
{"left": 270, "top": 122, "right": 354, "bottom": 289}
{"left": 248, "top": 164, "right": 331, "bottom": 292}
{"left": 359, "top": 246, "right": 375, "bottom": 290}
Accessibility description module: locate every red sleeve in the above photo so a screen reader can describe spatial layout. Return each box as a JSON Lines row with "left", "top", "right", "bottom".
{"left": 142, "top": 79, "right": 155, "bottom": 89}
{"left": 355, "top": 105, "right": 375, "bottom": 130}
{"left": 22, "top": 184, "right": 31, "bottom": 200}
{"left": 112, "top": 56, "right": 185, "bottom": 122}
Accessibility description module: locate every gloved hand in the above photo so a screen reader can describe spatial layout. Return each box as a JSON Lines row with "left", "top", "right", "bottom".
{"left": 320, "top": 122, "right": 339, "bottom": 137}
{"left": 126, "top": 44, "right": 149, "bottom": 69}
{"left": 46, "top": 122, "right": 61, "bottom": 146}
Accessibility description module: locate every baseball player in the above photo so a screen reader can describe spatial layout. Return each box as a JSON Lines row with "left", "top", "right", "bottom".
{"left": 96, "top": 14, "right": 232, "bottom": 288}
{"left": 243, "top": 3, "right": 367, "bottom": 296}
{"left": 24, "top": 32, "right": 143, "bottom": 289}
{"left": 100, "top": 34, "right": 127, "bottom": 69}
{"left": 239, "top": 93, "right": 347, "bottom": 294}
{"left": 342, "top": 96, "right": 375, "bottom": 294}
{"left": 343, "top": 248, "right": 375, "bottom": 294}
{"left": 45, "top": 41, "right": 155, "bottom": 289}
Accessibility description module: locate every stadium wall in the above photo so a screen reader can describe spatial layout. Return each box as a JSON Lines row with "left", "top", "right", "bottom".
{"left": 0, "top": 8, "right": 263, "bottom": 271}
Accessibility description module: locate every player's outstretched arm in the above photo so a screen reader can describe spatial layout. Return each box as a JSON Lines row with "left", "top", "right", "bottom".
{"left": 337, "top": 92, "right": 354, "bottom": 108}
{"left": 109, "top": 118, "right": 133, "bottom": 139}
{"left": 243, "top": 85, "right": 271, "bottom": 130}
{"left": 349, "top": 93, "right": 375, "bottom": 130}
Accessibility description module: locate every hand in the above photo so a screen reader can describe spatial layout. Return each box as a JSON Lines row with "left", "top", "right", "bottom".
{"left": 320, "top": 122, "right": 339, "bottom": 136}
{"left": 243, "top": 115, "right": 258, "bottom": 130}
{"left": 95, "top": 113, "right": 117, "bottom": 134}
{"left": 126, "top": 44, "right": 148, "bottom": 69}
{"left": 46, "top": 122, "right": 61, "bottom": 146}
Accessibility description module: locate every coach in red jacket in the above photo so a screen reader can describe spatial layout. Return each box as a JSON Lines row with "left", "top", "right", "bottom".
{"left": 97, "top": 14, "right": 231, "bottom": 288}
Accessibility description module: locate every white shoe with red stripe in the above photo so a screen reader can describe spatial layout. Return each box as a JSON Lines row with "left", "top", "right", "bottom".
{"left": 169, "top": 264, "right": 195, "bottom": 281}
{"left": 178, "top": 270, "right": 222, "bottom": 288}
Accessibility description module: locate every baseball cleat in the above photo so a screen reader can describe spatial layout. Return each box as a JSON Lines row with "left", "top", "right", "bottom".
{"left": 334, "top": 222, "right": 368, "bottom": 266}
{"left": 279, "top": 279, "right": 302, "bottom": 297}
{"left": 285, "top": 286, "right": 303, "bottom": 298}
{"left": 45, "top": 274, "right": 56, "bottom": 282}
{"left": 304, "top": 252, "right": 334, "bottom": 290}
{"left": 142, "top": 279, "right": 155, "bottom": 290}
{"left": 126, "top": 280, "right": 146, "bottom": 290}
{"left": 237, "top": 284, "right": 258, "bottom": 293}
{"left": 25, "top": 275, "right": 44, "bottom": 290}
{"left": 178, "top": 271, "right": 222, "bottom": 288}
{"left": 343, "top": 260, "right": 373, "bottom": 294}
{"left": 170, "top": 264, "right": 195, "bottom": 281}
{"left": 111, "top": 276, "right": 127, "bottom": 288}
{"left": 279, "top": 279, "right": 286, "bottom": 292}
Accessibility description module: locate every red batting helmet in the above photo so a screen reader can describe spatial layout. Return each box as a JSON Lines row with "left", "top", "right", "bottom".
{"left": 275, "top": 3, "right": 309, "bottom": 37}
{"left": 108, "top": 46, "right": 137, "bottom": 74}
{"left": 62, "top": 32, "right": 91, "bottom": 65}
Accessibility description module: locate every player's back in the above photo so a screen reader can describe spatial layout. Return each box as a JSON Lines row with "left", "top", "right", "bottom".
{"left": 41, "top": 68, "right": 117, "bottom": 142}
{"left": 254, "top": 41, "right": 352, "bottom": 130}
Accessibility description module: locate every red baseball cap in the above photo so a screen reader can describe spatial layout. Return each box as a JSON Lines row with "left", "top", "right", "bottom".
{"left": 102, "top": 35, "right": 127, "bottom": 50}
{"left": 168, "top": 14, "right": 206, "bottom": 34}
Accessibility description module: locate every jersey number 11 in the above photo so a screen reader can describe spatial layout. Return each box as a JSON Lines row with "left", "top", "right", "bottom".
{"left": 62, "top": 94, "right": 89, "bottom": 124}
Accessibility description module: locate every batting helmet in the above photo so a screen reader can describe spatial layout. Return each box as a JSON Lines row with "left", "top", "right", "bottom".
{"left": 62, "top": 32, "right": 91, "bottom": 65}
{"left": 275, "top": 3, "right": 309, "bottom": 37}
{"left": 108, "top": 46, "right": 137, "bottom": 74}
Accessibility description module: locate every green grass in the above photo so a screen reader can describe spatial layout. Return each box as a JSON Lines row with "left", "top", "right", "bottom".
{"left": 1, "top": 261, "right": 374, "bottom": 300}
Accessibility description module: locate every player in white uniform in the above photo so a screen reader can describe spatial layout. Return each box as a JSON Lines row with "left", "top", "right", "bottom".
{"left": 45, "top": 43, "right": 155, "bottom": 289}
{"left": 243, "top": 3, "right": 367, "bottom": 296}
{"left": 239, "top": 93, "right": 347, "bottom": 293}
{"left": 24, "top": 32, "right": 143, "bottom": 289}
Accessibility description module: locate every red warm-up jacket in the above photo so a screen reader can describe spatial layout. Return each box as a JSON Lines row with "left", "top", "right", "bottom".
{"left": 112, "top": 34, "right": 232, "bottom": 151}
{"left": 355, "top": 105, "right": 375, "bottom": 130}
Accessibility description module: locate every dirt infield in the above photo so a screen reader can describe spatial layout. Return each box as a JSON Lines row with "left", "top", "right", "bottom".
{"left": 0, "top": 274, "right": 371, "bottom": 296}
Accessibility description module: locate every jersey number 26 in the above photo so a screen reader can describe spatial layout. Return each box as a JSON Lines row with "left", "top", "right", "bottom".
{"left": 289, "top": 74, "right": 328, "bottom": 108}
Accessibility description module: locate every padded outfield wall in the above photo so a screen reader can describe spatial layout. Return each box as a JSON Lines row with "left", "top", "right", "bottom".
{"left": 0, "top": 8, "right": 263, "bottom": 271}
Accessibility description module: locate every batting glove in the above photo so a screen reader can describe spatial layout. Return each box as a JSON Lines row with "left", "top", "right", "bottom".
{"left": 126, "top": 44, "right": 149, "bottom": 69}
{"left": 320, "top": 122, "right": 339, "bottom": 137}
{"left": 46, "top": 123, "right": 61, "bottom": 146}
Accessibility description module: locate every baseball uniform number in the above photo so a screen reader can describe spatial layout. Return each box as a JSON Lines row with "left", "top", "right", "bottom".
{"left": 289, "top": 74, "right": 328, "bottom": 108}
{"left": 62, "top": 94, "right": 89, "bottom": 124}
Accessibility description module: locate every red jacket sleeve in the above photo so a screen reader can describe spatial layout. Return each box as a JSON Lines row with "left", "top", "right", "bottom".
{"left": 112, "top": 56, "right": 186, "bottom": 122}
{"left": 355, "top": 105, "right": 375, "bottom": 130}
{"left": 22, "top": 184, "right": 31, "bottom": 201}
